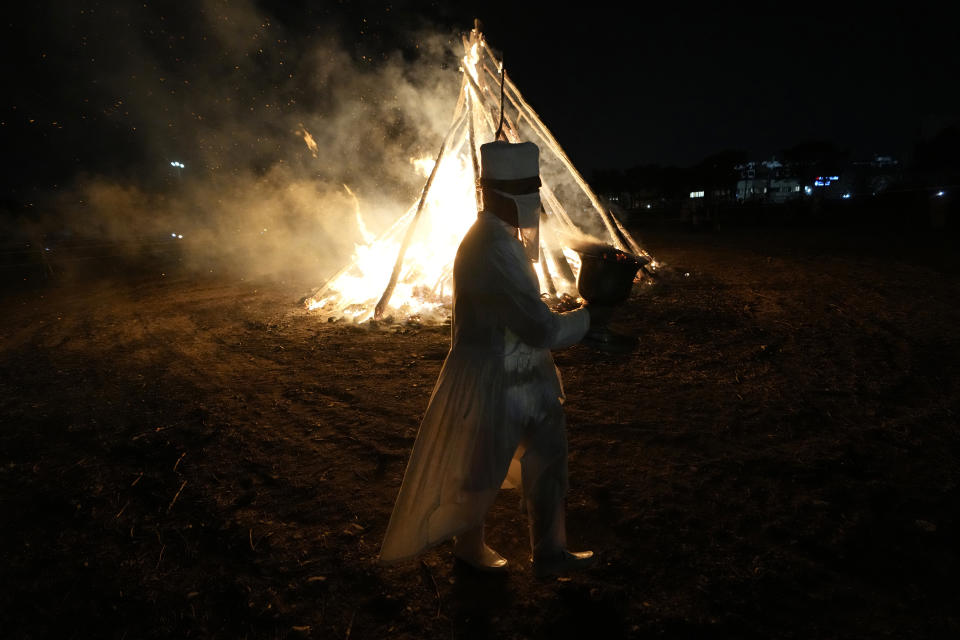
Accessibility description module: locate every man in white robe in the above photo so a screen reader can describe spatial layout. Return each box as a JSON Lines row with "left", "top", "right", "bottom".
{"left": 379, "top": 141, "right": 596, "bottom": 577}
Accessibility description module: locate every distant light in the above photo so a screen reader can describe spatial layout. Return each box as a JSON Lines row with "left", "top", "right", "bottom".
{"left": 646, "top": 204, "right": 651, "bottom": 209}
{"left": 842, "top": 193, "right": 851, "bottom": 199}
{"left": 936, "top": 190, "right": 945, "bottom": 197}
{"left": 178, "top": 234, "right": 183, "bottom": 239}
{"left": 171, "top": 233, "right": 177, "bottom": 237}
{"left": 170, "top": 161, "right": 185, "bottom": 168}
{"left": 689, "top": 190, "right": 704, "bottom": 198}
{"left": 804, "top": 186, "right": 813, "bottom": 195}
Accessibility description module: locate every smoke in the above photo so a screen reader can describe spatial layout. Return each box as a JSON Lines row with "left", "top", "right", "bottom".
{"left": 24, "top": 0, "right": 468, "bottom": 284}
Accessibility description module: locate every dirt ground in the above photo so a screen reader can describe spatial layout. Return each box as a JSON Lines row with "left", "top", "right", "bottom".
{"left": 1, "top": 222, "right": 958, "bottom": 639}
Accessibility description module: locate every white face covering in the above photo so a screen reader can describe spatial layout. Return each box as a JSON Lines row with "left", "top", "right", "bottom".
{"left": 495, "top": 189, "right": 541, "bottom": 262}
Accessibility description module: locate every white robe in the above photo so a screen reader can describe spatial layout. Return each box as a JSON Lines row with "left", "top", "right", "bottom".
{"left": 379, "top": 211, "right": 589, "bottom": 565}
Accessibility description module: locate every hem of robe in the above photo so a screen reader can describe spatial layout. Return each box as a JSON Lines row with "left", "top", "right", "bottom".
{"left": 376, "top": 520, "right": 477, "bottom": 567}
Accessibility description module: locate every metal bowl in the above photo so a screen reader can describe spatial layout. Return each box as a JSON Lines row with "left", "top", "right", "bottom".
{"left": 574, "top": 244, "right": 646, "bottom": 305}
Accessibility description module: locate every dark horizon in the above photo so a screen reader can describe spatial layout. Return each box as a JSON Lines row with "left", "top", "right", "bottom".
{"left": 2, "top": 2, "right": 959, "bottom": 204}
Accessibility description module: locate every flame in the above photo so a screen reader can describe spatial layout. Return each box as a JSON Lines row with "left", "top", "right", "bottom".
{"left": 305, "top": 151, "right": 478, "bottom": 322}
{"left": 463, "top": 41, "right": 480, "bottom": 84}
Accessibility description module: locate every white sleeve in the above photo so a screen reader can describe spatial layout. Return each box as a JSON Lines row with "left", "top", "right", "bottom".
{"left": 479, "top": 240, "right": 590, "bottom": 350}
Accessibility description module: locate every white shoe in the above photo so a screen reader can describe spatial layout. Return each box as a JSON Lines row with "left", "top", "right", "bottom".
{"left": 453, "top": 537, "right": 509, "bottom": 572}
{"left": 532, "top": 549, "right": 596, "bottom": 578}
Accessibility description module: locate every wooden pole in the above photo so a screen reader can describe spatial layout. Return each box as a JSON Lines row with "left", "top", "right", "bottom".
{"left": 538, "top": 240, "right": 557, "bottom": 297}
{"left": 464, "top": 72, "right": 499, "bottom": 138}
{"left": 467, "top": 90, "right": 482, "bottom": 211}
{"left": 539, "top": 215, "right": 577, "bottom": 284}
{"left": 373, "top": 82, "right": 468, "bottom": 320}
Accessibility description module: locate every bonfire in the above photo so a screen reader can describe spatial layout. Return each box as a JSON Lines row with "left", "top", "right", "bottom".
{"left": 302, "top": 26, "right": 656, "bottom": 324}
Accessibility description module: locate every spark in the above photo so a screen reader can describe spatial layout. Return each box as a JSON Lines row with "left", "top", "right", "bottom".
{"left": 297, "top": 124, "right": 318, "bottom": 158}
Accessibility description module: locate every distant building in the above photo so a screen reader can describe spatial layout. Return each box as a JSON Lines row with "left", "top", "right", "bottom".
{"left": 735, "top": 178, "right": 768, "bottom": 200}
{"left": 734, "top": 158, "right": 802, "bottom": 203}
{"left": 596, "top": 152, "right": 913, "bottom": 217}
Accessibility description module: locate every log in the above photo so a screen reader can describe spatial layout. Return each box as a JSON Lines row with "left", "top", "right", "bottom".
{"left": 538, "top": 239, "right": 558, "bottom": 297}
{"left": 539, "top": 218, "right": 578, "bottom": 283}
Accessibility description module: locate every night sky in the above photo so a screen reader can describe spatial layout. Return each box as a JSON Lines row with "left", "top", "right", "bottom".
{"left": 3, "top": 1, "right": 959, "bottom": 201}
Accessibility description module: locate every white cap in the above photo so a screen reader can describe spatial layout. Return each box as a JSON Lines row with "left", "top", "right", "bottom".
{"left": 480, "top": 141, "right": 539, "bottom": 181}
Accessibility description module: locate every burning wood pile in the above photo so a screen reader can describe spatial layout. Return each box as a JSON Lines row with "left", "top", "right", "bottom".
{"left": 302, "top": 26, "right": 656, "bottom": 324}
